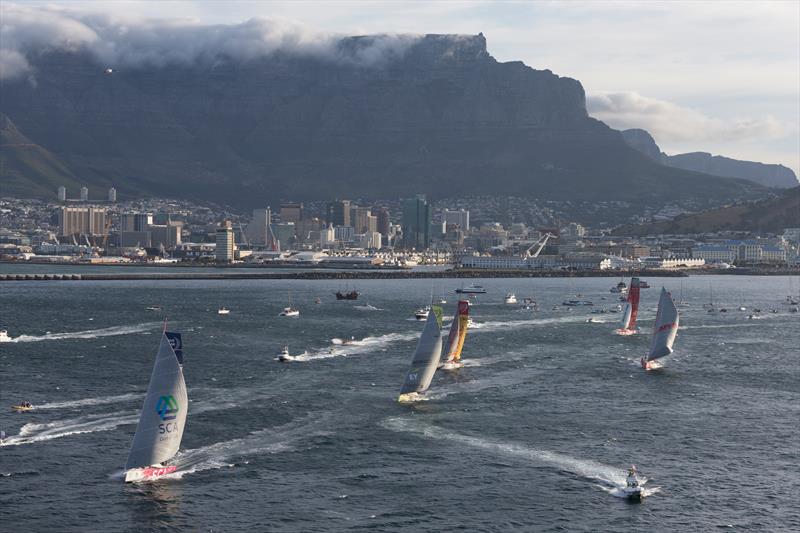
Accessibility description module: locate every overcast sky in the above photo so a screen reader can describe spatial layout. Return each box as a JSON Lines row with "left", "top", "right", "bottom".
{"left": 5, "top": 0, "right": 799, "bottom": 174}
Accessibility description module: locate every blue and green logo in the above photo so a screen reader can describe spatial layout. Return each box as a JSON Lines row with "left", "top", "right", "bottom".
{"left": 156, "top": 395, "right": 179, "bottom": 421}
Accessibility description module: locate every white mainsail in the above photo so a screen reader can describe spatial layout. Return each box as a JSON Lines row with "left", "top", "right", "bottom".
{"left": 126, "top": 332, "right": 187, "bottom": 472}
{"left": 399, "top": 306, "right": 443, "bottom": 399}
{"left": 619, "top": 303, "right": 633, "bottom": 329}
{"left": 646, "top": 288, "right": 679, "bottom": 362}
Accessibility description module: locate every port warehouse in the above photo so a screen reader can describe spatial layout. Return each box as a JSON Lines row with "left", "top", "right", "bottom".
{"left": 456, "top": 254, "right": 705, "bottom": 270}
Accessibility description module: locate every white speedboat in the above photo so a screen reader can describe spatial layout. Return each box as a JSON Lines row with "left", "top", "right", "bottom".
{"left": 622, "top": 466, "right": 645, "bottom": 502}
{"left": 145, "top": 306, "right": 162, "bottom": 311}
{"left": 12, "top": 402, "right": 34, "bottom": 412}
{"left": 0, "top": 329, "right": 11, "bottom": 343}
{"left": 279, "top": 307, "right": 300, "bottom": 317}
{"left": 217, "top": 307, "right": 230, "bottom": 315}
{"left": 455, "top": 285, "right": 487, "bottom": 294}
{"left": 610, "top": 281, "right": 628, "bottom": 294}
{"left": 414, "top": 306, "right": 430, "bottom": 320}
{"left": 504, "top": 293, "right": 518, "bottom": 304}
{"left": 276, "top": 346, "right": 295, "bottom": 362}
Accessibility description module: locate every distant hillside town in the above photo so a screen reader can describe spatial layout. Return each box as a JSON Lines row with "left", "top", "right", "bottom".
{"left": 1, "top": 186, "right": 798, "bottom": 271}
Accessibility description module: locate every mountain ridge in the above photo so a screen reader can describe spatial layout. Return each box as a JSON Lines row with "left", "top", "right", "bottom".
{"left": 0, "top": 33, "right": 767, "bottom": 212}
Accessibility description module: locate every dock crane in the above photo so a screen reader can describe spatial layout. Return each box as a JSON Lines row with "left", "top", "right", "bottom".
{"left": 523, "top": 232, "right": 556, "bottom": 260}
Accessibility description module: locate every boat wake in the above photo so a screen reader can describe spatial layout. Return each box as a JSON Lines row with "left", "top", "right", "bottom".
{"left": 353, "top": 304, "right": 382, "bottom": 311}
{"left": 305, "top": 331, "right": 420, "bottom": 361}
{"left": 382, "top": 417, "right": 659, "bottom": 497}
{"left": 0, "top": 411, "right": 139, "bottom": 447}
{"left": 35, "top": 393, "right": 142, "bottom": 410}
{"left": 5, "top": 322, "right": 161, "bottom": 343}
{"left": 163, "top": 415, "right": 332, "bottom": 479}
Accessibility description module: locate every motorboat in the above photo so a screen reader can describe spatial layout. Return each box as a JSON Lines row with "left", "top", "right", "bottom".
{"left": 0, "top": 329, "right": 10, "bottom": 343}
{"left": 610, "top": 281, "right": 628, "bottom": 294}
{"left": 145, "top": 306, "right": 162, "bottom": 311}
{"left": 12, "top": 402, "right": 34, "bottom": 412}
{"left": 504, "top": 292, "right": 518, "bottom": 304}
{"left": 562, "top": 300, "right": 593, "bottom": 306}
{"left": 414, "top": 306, "right": 431, "bottom": 320}
{"left": 217, "top": 307, "right": 230, "bottom": 315}
{"left": 622, "top": 466, "right": 645, "bottom": 502}
{"left": 639, "top": 280, "right": 651, "bottom": 288}
{"left": 279, "top": 307, "right": 300, "bottom": 317}
{"left": 335, "top": 289, "right": 359, "bottom": 300}
{"left": 276, "top": 346, "right": 295, "bottom": 362}
{"left": 455, "top": 285, "right": 487, "bottom": 294}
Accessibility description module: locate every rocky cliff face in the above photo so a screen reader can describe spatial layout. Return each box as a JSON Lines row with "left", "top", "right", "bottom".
{"left": 0, "top": 34, "right": 764, "bottom": 207}
{"left": 621, "top": 129, "right": 797, "bottom": 189}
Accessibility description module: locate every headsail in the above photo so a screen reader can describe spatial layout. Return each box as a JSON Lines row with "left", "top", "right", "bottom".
{"left": 646, "top": 288, "right": 679, "bottom": 361}
{"left": 443, "top": 300, "right": 470, "bottom": 363}
{"left": 126, "top": 332, "right": 188, "bottom": 470}
{"left": 399, "top": 306, "right": 443, "bottom": 397}
{"left": 620, "top": 278, "right": 641, "bottom": 330}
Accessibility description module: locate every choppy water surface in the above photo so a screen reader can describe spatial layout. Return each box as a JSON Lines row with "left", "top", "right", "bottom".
{"left": 1, "top": 276, "right": 798, "bottom": 532}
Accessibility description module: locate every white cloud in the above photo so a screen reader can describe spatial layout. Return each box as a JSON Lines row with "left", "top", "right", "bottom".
{"left": 0, "top": 3, "right": 424, "bottom": 80}
{"left": 587, "top": 92, "right": 795, "bottom": 144}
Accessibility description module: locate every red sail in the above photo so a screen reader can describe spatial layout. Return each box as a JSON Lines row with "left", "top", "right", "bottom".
{"left": 628, "top": 278, "right": 641, "bottom": 329}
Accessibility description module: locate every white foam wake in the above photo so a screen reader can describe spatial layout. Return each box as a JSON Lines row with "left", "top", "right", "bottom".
{"left": 35, "top": 393, "right": 143, "bottom": 410}
{"left": 1, "top": 411, "right": 139, "bottom": 446}
{"left": 161, "top": 415, "right": 333, "bottom": 479}
{"left": 6, "top": 322, "right": 161, "bottom": 343}
{"left": 382, "top": 417, "right": 659, "bottom": 497}
{"left": 302, "top": 331, "right": 420, "bottom": 361}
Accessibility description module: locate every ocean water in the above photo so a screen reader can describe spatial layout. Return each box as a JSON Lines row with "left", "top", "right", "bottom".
{"left": 1, "top": 275, "right": 798, "bottom": 532}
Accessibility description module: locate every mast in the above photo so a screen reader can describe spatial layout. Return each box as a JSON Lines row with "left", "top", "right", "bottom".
{"left": 399, "top": 306, "right": 443, "bottom": 397}
{"left": 126, "top": 332, "right": 187, "bottom": 470}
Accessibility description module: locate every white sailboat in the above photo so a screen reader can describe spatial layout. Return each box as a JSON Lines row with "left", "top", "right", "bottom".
{"left": 641, "top": 288, "right": 680, "bottom": 370}
{"left": 398, "top": 306, "right": 443, "bottom": 402}
{"left": 440, "top": 300, "right": 470, "bottom": 370}
{"left": 124, "top": 329, "right": 187, "bottom": 482}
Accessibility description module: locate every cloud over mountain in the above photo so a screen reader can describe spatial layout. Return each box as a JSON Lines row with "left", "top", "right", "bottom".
{"left": 0, "top": 3, "right": 421, "bottom": 81}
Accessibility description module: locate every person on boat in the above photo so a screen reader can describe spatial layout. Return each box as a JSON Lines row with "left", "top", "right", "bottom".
{"left": 626, "top": 466, "right": 639, "bottom": 488}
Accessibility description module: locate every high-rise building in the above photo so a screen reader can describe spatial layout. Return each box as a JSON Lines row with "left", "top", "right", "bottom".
{"left": 350, "top": 206, "right": 371, "bottom": 233}
{"left": 58, "top": 206, "right": 107, "bottom": 237}
{"left": 272, "top": 223, "right": 296, "bottom": 249}
{"left": 401, "top": 195, "right": 431, "bottom": 250}
{"left": 149, "top": 223, "right": 182, "bottom": 249}
{"left": 444, "top": 209, "right": 470, "bottom": 231}
{"left": 57, "top": 186, "right": 66, "bottom": 202}
{"left": 215, "top": 220, "right": 235, "bottom": 263}
{"left": 108, "top": 187, "right": 117, "bottom": 202}
{"left": 326, "top": 200, "right": 351, "bottom": 227}
{"left": 244, "top": 208, "right": 272, "bottom": 245}
{"left": 80, "top": 187, "right": 89, "bottom": 201}
{"left": 359, "top": 232, "right": 382, "bottom": 250}
{"left": 279, "top": 203, "right": 303, "bottom": 224}
{"left": 376, "top": 207, "right": 391, "bottom": 237}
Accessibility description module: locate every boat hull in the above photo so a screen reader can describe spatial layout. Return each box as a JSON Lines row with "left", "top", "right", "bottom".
{"left": 622, "top": 487, "right": 644, "bottom": 501}
{"left": 641, "top": 358, "right": 664, "bottom": 371}
{"left": 12, "top": 405, "right": 34, "bottom": 412}
{"left": 614, "top": 328, "right": 639, "bottom": 336}
{"left": 125, "top": 464, "right": 178, "bottom": 483}
{"left": 440, "top": 360, "right": 463, "bottom": 370}
{"left": 397, "top": 392, "right": 425, "bottom": 403}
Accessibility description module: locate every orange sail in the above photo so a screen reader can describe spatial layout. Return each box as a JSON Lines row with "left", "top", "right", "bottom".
{"left": 444, "top": 300, "right": 470, "bottom": 363}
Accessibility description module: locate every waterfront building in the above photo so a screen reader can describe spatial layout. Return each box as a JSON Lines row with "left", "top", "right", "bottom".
{"left": 402, "top": 195, "right": 431, "bottom": 249}
{"left": 326, "top": 200, "right": 351, "bottom": 227}
{"left": 120, "top": 231, "right": 152, "bottom": 248}
{"left": 121, "top": 212, "right": 153, "bottom": 232}
{"left": 108, "top": 187, "right": 117, "bottom": 202}
{"left": 272, "top": 222, "right": 296, "bottom": 249}
{"left": 359, "top": 232, "right": 382, "bottom": 250}
{"left": 58, "top": 206, "right": 106, "bottom": 237}
{"left": 149, "top": 224, "right": 182, "bottom": 249}
{"left": 443, "top": 209, "right": 470, "bottom": 231}
{"left": 563, "top": 222, "right": 586, "bottom": 239}
{"left": 57, "top": 186, "right": 66, "bottom": 202}
{"left": 320, "top": 224, "right": 335, "bottom": 247}
{"left": 215, "top": 220, "right": 235, "bottom": 263}
{"left": 334, "top": 225, "right": 355, "bottom": 243}
{"left": 80, "top": 187, "right": 89, "bottom": 201}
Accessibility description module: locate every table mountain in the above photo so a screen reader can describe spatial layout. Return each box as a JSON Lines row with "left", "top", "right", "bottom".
{"left": 1, "top": 33, "right": 766, "bottom": 209}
